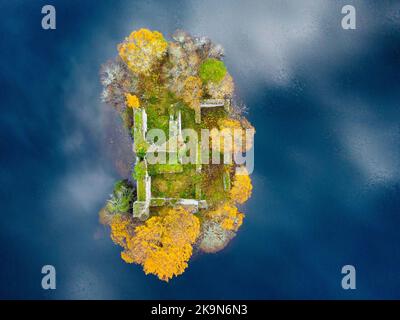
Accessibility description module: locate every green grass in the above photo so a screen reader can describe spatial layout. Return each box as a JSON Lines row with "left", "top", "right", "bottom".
{"left": 146, "top": 91, "right": 177, "bottom": 134}
{"left": 133, "top": 160, "right": 147, "bottom": 179}
{"left": 174, "top": 101, "right": 200, "bottom": 132}
{"left": 148, "top": 163, "right": 183, "bottom": 175}
{"left": 151, "top": 165, "right": 200, "bottom": 199}
{"left": 201, "top": 107, "right": 228, "bottom": 129}
{"left": 132, "top": 110, "right": 149, "bottom": 158}
{"left": 201, "top": 164, "right": 228, "bottom": 206}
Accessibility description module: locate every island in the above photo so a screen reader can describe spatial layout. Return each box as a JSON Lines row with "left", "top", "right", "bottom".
{"left": 99, "top": 28, "right": 255, "bottom": 282}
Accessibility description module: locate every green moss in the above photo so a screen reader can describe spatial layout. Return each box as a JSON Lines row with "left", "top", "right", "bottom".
{"left": 135, "top": 140, "right": 149, "bottom": 158}
{"left": 151, "top": 166, "right": 198, "bottom": 199}
{"left": 148, "top": 163, "right": 183, "bottom": 175}
{"left": 134, "top": 110, "right": 143, "bottom": 127}
{"left": 199, "top": 58, "right": 227, "bottom": 84}
{"left": 223, "top": 169, "right": 231, "bottom": 191}
{"left": 148, "top": 95, "right": 159, "bottom": 104}
{"left": 146, "top": 104, "right": 169, "bottom": 133}
{"left": 201, "top": 107, "right": 227, "bottom": 129}
{"left": 137, "top": 178, "right": 146, "bottom": 201}
{"left": 133, "top": 160, "right": 147, "bottom": 179}
{"left": 146, "top": 91, "right": 178, "bottom": 134}
{"left": 195, "top": 183, "right": 202, "bottom": 199}
{"left": 150, "top": 198, "right": 166, "bottom": 206}
{"left": 180, "top": 104, "right": 200, "bottom": 133}
{"left": 132, "top": 109, "right": 150, "bottom": 158}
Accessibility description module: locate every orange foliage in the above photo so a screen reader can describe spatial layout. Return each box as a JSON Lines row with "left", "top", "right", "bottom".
{"left": 109, "top": 214, "right": 133, "bottom": 247}
{"left": 181, "top": 76, "right": 203, "bottom": 109}
{"left": 118, "top": 28, "right": 168, "bottom": 75}
{"left": 125, "top": 93, "right": 140, "bottom": 108}
{"left": 230, "top": 167, "right": 253, "bottom": 204}
{"left": 210, "top": 118, "right": 243, "bottom": 154}
{"left": 205, "top": 202, "right": 244, "bottom": 232}
{"left": 110, "top": 207, "right": 200, "bottom": 282}
{"left": 206, "top": 73, "right": 234, "bottom": 99}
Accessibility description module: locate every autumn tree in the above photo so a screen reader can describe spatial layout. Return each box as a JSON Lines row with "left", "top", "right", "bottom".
{"left": 100, "top": 58, "right": 138, "bottom": 112}
{"left": 181, "top": 76, "right": 203, "bottom": 110}
{"left": 199, "top": 201, "right": 244, "bottom": 252}
{"left": 230, "top": 167, "right": 253, "bottom": 204}
{"left": 206, "top": 73, "right": 234, "bottom": 98}
{"left": 199, "top": 220, "right": 235, "bottom": 253}
{"left": 118, "top": 207, "right": 200, "bottom": 282}
{"left": 125, "top": 93, "right": 140, "bottom": 109}
{"left": 106, "top": 180, "right": 134, "bottom": 214}
{"left": 209, "top": 118, "right": 255, "bottom": 155}
{"left": 209, "top": 118, "right": 243, "bottom": 155}
{"left": 110, "top": 213, "right": 134, "bottom": 247}
{"left": 164, "top": 39, "right": 201, "bottom": 98}
{"left": 118, "top": 28, "right": 168, "bottom": 75}
{"left": 205, "top": 202, "right": 244, "bottom": 232}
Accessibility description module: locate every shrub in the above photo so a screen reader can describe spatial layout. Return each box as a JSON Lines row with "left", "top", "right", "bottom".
{"left": 199, "top": 58, "right": 227, "bottom": 83}
{"left": 118, "top": 28, "right": 168, "bottom": 75}
{"left": 107, "top": 180, "right": 134, "bottom": 213}
{"left": 135, "top": 140, "right": 149, "bottom": 159}
{"left": 230, "top": 167, "right": 252, "bottom": 204}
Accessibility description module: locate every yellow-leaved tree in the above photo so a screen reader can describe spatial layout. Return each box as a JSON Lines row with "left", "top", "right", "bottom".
{"left": 109, "top": 214, "right": 134, "bottom": 247}
{"left": 181, "top": 76, "right": 203, "bottom": 109}
{"left": 210, "top": 118, "right": 242, "bottom": 154}
{"left": 125, "top": 93, "right": 140, "bottom": 108}
{"left": 115, "top": 207, "right": 200, "bottom": 282}
{"left": 118, "top": 28, "right": 168, "bottom": 75}
{"left": 206, "top": 73, "right": 234, "bottom": 99}
{"left": 230, "top": 167, "right": 253, "bottom": 204}
{"left": 205, "top": 202, "right": 244, "bottom": 232}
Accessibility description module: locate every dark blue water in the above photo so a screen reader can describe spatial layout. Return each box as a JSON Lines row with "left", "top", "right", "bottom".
{"left": 1, "top": 0, "right": 399, "bottom": 299}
